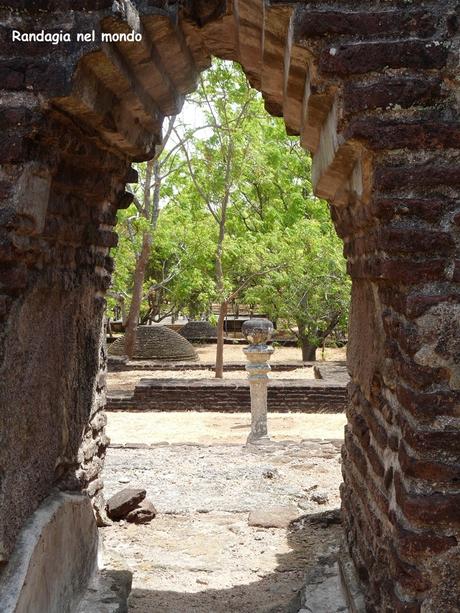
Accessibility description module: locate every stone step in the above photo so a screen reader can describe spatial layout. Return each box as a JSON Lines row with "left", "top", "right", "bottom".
{"left": 106, "top": 377, "right": 348, "bottom": 413}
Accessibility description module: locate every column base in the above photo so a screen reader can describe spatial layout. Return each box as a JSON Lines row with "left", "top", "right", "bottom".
{"left": 246, "top": 434, "right": 271, "bottom": 444}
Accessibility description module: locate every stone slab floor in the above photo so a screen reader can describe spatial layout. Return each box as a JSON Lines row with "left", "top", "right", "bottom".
{"left": 101, "top": 412, "right": 346, "bottom": 612}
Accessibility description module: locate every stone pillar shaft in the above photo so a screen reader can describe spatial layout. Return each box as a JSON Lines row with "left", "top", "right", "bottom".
{"left": 242, "top": 319, "right": 274, "bottom": 443}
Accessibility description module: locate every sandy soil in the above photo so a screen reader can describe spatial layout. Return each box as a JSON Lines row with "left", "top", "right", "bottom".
{"left": 106, "top": 411, "right": 346, "bottom": 446}
{"left": 102, "top": 357, "right": 347, "bottom": 612}
{"left": 107, "top": 367, "right": 316, "bottom": 392}
{"left": 195, "top": 344, "right": 346, "bottom": 364}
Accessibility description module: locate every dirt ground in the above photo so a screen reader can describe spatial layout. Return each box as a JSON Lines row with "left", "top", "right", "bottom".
{"left": 107, "top": 367, "right": 316, "bottom": 392}
{"left": 102, "top": 411, "right": 346, "bottom": 612}
{"left": 195, "top": 344, "right": 346, "bottom": 364}
{"left": 106, "top": 411, "right": 346, "bottom": 445}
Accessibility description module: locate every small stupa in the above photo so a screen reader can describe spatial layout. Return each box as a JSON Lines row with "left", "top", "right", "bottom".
{"left": 179, "top": 320, "right": 217, "bottom": 342}
{"left": 108, "top": 325, "right": 197, "bottom": 360}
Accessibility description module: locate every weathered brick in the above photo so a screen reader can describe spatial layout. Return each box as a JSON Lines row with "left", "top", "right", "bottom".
{"left": 396, "top": 385, "right": 460, "bottom": 422}
{"left": 349, "top": 257, "right": 449, "bottom": 284}
{"left": 375, "top": 162, "right": 460, "bottom": 192}
{"left": 0, "top": 130, "right": 28, "bottom": 163}
{"left": 379, "top": 259, "right": 448, "bottom": 284}
{"left": 343, "top": 77, "right": 442, "bottom": 115}
{"left": 394, "top": 473, "right": 460, "bottom": 526}
{"left": 0, "top": 262, "right": 28, "bottom": 290}
{"left": 296, "top": 9, "right": 436, "bottom": 39}
{"left": 117, "top": 191, "right": 134, "bottom": 209}
{"left": 453, "top": 261, "right": 460, "bottom": 283}
{"left": 86, "top": 229, "right": 118, "bottom": 249}
{"left": 399, "top": 417, "right": 460, "bottom": 460}
{"left": 405, "top": 293, "right": 460, "bottom": 319}
{"left": 389, "top": 543, "right": 431, "bottom": 593}
{"left": 395, "top": 525, "right": 458, "bottom": 561}
{"left": 399, "top": 443, "right": 460, "bottom": 485}
{"left": 347, "top": 120, "right": 460, "bottom": 151}
{"left": 0, "top": 294, "right": 10, "bottom": 317}
{"left": 372, "top": 198, "right": 448, "bottom": 224}
{"left": 367, "top": 443, "right": 385, "bottom": 478}
{"left": 320, "top": 40, "right": 448, "bottom": 77}
{"left": 393, "top": 354, "right": 450, "bottom": 390}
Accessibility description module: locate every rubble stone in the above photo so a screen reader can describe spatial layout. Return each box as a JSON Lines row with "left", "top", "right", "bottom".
{"left": 106, "top": 488, "right": 146, "bottom": 521}
{"left": 126, "top": 499, "right": 157, "bottom": 524}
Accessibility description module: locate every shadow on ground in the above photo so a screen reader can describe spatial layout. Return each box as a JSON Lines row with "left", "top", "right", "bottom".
{"left": 126, "top": 510, "right": 342, "bottom": 613}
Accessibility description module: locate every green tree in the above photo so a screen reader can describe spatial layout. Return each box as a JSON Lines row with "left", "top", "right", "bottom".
{"left": 110, "top": 59, "right": 350, "bottom": 364}
{"left": 121, "top": 117, "right": 181, "bottom": 358}
{"left": 173, "top": 60, "right": 269, "bottom": 377}
{"left": 244, "top": 219, "right": 350, "bottom": 361}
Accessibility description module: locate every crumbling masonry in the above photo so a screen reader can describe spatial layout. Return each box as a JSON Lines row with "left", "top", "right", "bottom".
{"left": 0, "top": 1, "right": 459, "bottom": 611}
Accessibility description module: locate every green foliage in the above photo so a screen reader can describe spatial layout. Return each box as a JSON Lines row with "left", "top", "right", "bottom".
{"left": 109, "top": 59, "right": 350, "bottom": 347}
{"left": 243, "top": 219, "right": 350, "bottom": 347}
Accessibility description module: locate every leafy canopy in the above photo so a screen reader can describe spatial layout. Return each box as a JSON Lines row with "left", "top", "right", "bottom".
{"left": 109, "top": 59, "right": 350, "bottom": 348}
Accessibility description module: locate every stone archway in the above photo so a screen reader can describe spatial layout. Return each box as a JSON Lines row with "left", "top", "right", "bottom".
{"left": 0, "top": 1, "right": 459, "bottom": 611}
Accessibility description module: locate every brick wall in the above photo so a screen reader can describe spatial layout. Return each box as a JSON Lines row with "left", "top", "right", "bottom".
{"left": 107, "top": 378, "right": 348, "bottom": 413}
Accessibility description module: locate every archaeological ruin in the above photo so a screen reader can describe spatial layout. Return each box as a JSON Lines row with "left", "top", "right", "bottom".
{"left": 108, "top": 324, "right": 198, "bottom": 360}
{"left": 0, "top": 0, "right": 459, "bottom": 611}
{"left": 179, "top": 320, "right": 218, "bottom": 341}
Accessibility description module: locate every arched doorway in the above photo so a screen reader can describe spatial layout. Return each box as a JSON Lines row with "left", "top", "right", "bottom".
{"left": 0, "top": 2, "right": 458, "bottom": 611}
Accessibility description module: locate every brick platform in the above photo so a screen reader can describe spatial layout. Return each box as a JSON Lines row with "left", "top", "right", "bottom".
{"left": 107, "top": 378, "right": 348, "bottom": 413}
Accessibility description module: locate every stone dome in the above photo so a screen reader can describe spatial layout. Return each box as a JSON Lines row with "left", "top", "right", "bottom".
{"left": 179, "top": 320, "right": 217, "bottom": 341}
{"left": 108, "top": 325, "right": 198, "bottom": 360}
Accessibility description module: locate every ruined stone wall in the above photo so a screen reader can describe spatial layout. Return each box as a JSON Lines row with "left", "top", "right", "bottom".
{"left": 0, "top": 1, "right": 459, "bottom": 610}
{"left": 296, "top": 6, "right": 460, "bottom": 610}
{"left": 0, "top": 103, "right": 132, "bottom": 562}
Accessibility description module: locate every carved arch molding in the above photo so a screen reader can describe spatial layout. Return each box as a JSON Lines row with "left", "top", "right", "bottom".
{"left": 0, "top": 1, "right": 459, "bottom": 610}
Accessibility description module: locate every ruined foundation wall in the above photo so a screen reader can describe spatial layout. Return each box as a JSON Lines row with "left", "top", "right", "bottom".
{"left": 0, "top": 2, "right": 459, "bottom": 611}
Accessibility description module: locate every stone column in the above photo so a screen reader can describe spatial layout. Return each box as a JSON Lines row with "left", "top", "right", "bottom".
{"left": 242, "top": 319, "right": 274, "bottom": 443}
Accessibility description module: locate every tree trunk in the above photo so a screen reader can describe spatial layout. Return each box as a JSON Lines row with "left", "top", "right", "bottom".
{"left": 120, "top": 298, "right": 127, "bottom": 327}
{"left": 214, "top": 212, "right": 227, "bottom": 378}
{"left": 123, "top": 158, "right": 156, "bottom": 358}
{"left": 123, "top": 232, "right": 152, "bottom": 358}
{"left": 300, "top": 338, "right": 317, "bottom": 361}
{"left": 215, "top": 300, "right": 228, "bottom": 378}
{"left": 213, "top": 140, "right": 233, "bottom": 378}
